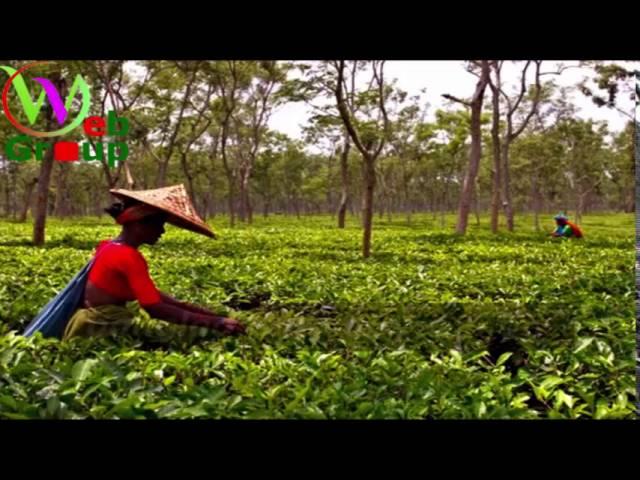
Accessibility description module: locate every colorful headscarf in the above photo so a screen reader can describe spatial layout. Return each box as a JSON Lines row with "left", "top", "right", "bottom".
{"left": 116, "top": 204, "right": 162, "bottom": 225}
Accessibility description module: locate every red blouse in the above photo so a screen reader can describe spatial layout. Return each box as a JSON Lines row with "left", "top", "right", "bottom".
{"left": 88, "top": 240, "right": 162, "bottom": 306}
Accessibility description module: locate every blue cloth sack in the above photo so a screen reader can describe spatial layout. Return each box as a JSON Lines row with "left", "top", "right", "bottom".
{"left": 23, "top": 259, "right": 96, "bottom": 339}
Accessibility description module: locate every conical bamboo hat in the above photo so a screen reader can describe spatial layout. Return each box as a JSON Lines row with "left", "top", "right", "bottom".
{"left": 109, "top": 184, "right": 215, "bottom": 238}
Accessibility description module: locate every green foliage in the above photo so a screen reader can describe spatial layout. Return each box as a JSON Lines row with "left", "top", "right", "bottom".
{"left": 0, "top": 213, "right": 634, "bottom": 419}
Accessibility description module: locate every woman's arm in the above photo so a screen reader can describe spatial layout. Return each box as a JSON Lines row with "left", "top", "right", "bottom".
{"left": 143, "top": 301, "right": 245, "bottom": 335}
{"left": 159, "top": 292, "right": 221, "bottom": 316}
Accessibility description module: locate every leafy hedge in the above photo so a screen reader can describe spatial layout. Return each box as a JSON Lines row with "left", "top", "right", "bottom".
{"left": 0, "top": 214, "right": 634, "bottom": 418}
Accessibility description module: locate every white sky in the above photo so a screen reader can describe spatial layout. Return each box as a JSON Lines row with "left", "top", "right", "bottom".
{"left": 269, "top": 60, "right": 636, "bottom": 142}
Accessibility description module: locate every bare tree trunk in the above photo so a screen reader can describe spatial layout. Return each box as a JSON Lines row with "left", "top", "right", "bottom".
{"left": 93, "top": 190, "right": 100, "bottom": 216}
{"left": 245, "top": 180, "right": 253, "bottom": 224}
{"left": 489, "top": 68, "right": 502, "bottom": 233}
{"left": 200, "top": 190, "right": 210, "bottom": 221}
{"left": 576, "top": 190, "right": 586, "bottom": 225}
{"left": 453, "top": 62, "right": 490, "bottom": 235}
{"left": 440, "top": 187, "right": 447, "bottom": 228}
{"left": 237, "top": 169, "right": 252, "bottom": 224}
{"left": 334, "top": 60, "right": 389, "bottom": 258}
{"left": 362, "top": 158, "right": 375, "bottom": 258}
{"left": 337, "top": 134, "right": 350, "bottom": 228}
{"left": 500, "top": 61, "right": 542, "bottom": 233}
{"left": 502, "top": 143, "right": 515, "bottom": 231}
{"left": 33, "top": 73, "right": 63, "bottom": 245}
{"left": 19, "top": 178, "right": 38, "bottom": 222}
{"left": 226, "top": 175, "right": 236, "bottom": 226}
{"left": 181, "top": 154, "right": 196, "bottom": 196}
{"left": 402, "top": 163, "right": 411, "bottom": 224}
{"left": 123, "top": 161, "right": 135, "bottom": 189}
{"left": 291, "top": 195, "right": 300, "bottom": 219}
{"left": 533, "top": 175, "right": 540, "bottom": 232}
{"left": 473, "top": 186, "right": 481, "bottom": 226}
{"left": 431, "top": 193, "right": 437, "bottom": 220}
{"left": 2, "top": 175, "right": 9, "bottom": 217}
{"left": 33, "top": 141, "right": 55, "bottom": 245}
{"left": 220, "top": 142, "right": 236, "bottom": 226}
{"left": 53, "top": 163, "right": 71, "bottom": 217}
{"left": 625, "top": 191, "right": 634, "bottom": 212}
{"left": 9, "top": 166, "right": 18, "bottom": 220}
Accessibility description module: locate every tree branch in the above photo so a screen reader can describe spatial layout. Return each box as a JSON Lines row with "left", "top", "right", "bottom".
{"left": 442, "top": 93, "right": 471, "bottom": 107}
{"left": 510, "top": 60, "right": 543, "bottom": 140}
{"left": 373, "top": 61, "right": 390, "bottom": 159}
{"left": 334, "top": 60, "right": 368, "bottom": 156}
{"left": 540, "top": 64, "right": 582, "bottom": 76}
{"left": 509, "top": 61, "right": 531, "bottom": 117}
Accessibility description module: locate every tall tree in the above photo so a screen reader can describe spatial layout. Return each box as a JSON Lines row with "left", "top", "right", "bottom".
{"left": 233, "top": 61, "right": 289, "bottom": 224}
{"left": 443, "top": 60, "right": 490, "bottom": 235}
{"left": 488, "top": 61, "right": 503, "bottom": 233}
{"left": 333, "top": 60, "right": 391, "bottom": 258}
{"left": 32, "top": 65, "right": 66, "bottom": 245}
{"left": 500, "top": 61, "right": 542, "bottom": 231}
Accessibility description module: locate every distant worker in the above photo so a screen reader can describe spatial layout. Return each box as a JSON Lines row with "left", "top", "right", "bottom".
{"left": 550, "top": 213, "right": 583, "bottom": 239}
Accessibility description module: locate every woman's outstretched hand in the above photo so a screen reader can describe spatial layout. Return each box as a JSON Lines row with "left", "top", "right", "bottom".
{"left": 216, "top": 317, "right": 246, "bottom": 335}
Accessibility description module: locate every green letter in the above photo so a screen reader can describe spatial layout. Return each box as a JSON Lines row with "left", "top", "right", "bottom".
{"left": 35, "top": 142, "right": 50, "bottom": 161}
{"left": 82, "top": 142, "right": 104, "bottom": 161}
{"left": 7, "top": 135, "right": 32, "bottom": 162}
{"left": 107, "top": 111, "right": 129, "bottom": 136}
{"left": 107, "top": 142, "right": 128, "bottom": 168}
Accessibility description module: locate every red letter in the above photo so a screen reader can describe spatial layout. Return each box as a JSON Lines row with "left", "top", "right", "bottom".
{"left": 83, "top": 116, "right": 106, "bottom": 137}
{"left": 54, "top": 142, "right": 79, "bottom": 162}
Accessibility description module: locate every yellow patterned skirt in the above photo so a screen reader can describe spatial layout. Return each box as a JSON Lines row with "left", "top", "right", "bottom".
{"left": 63, "top": 304, "right": 135, "bottom": 341}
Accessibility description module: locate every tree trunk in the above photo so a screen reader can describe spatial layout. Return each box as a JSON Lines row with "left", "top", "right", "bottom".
{"left": 500, "top": 61, "right": 542, "bottom": 232}
{"left": 431, "top": 194, "right": 437, "bottom": 220}
{"left": 294, "top": 196, "right": 301, "bottom": 219}
{"left": 54, "top": 163, "right": 71, "bottom": 217}
{"left": 208, "top": 191, "right": 215, "bottom": 219}
{"left": 440, "top": 187, "right": 447, "bottom": 228}
{"left": 490, "top": 80, "right": 502, "bottom": 233}
{"left": 337, "top": 134, "right": 350, "bottom": 228}
{"left": 237, "top": 170, "right": 252, "bottom": 224}
{"left": 456, "top": 62, "right": 489, "bottom": 235}
{"left": 33, "top": 141, "right": 55, "bottom": 245}
{"left": 625, "top": 191, "right": 634, "bottom": 213}
{"left": 200, "top": 190, "right": 210, "bottom": 221}
{"left": 501, "top": 142, "right": 515, "bottom": 231}
{"left": 576, "top": 190, "right": 586, "bottom": 225}
{"left": 531, "top": 171, "right": 540, "bottom": 231}
{"left": 237, "top": 172, "right": 246, "bottom": 222}
{"left": 155, "top": 65, "right": 199, "bottom": 188}
{"left": 156, "top": 161, "right": 169, "bottom": 189}
{"left": 326, "top": 152, "right": 333, "bottom": 214}
{"left": 2, "top": 175, "right": 9, "bottom": 217}
{"left": 19, "top": 178, "right": 38, "bottom": 222}
{"left": 181, "top": 153, "right": 197, "bottom": 209}
{"left": 226, "top": 174, "right": 236, "bottom": 227}
{"left": 403, "top": 167, "right": 411, "bottom": 224}
{"left": 362, "top": 157, "right": 375, "bottom": 258}
{"left": 33, "top": 74, "right": 63, "bottom": 245}
{"left": 9, "top": 165, "right": 18, "bottom": 220}
{"left": 473, "top": 186, "right": 480, "bottom": 226}
{"left": 246, "top": 184, "right": 253, "bottom": 224}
